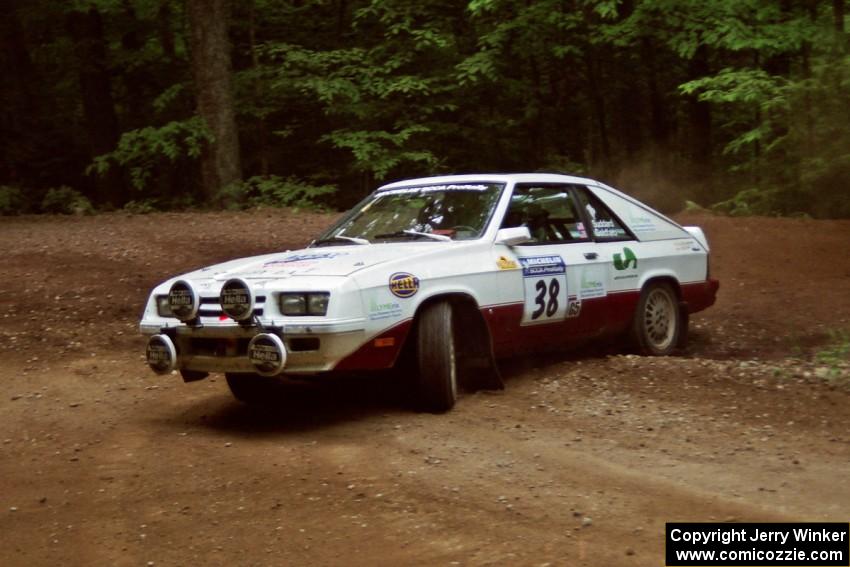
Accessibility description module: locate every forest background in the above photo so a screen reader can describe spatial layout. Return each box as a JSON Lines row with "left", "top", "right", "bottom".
{"left": 1, "top": 0, "right": 848, "bottom": 217}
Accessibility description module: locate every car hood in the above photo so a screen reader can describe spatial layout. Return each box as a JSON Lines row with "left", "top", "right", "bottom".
{"left": 182, "top": 243, "right": 454, "bottom": 282}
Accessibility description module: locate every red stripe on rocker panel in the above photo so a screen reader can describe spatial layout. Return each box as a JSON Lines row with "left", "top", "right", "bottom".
{"left": 481, "top": 297, "right": 615, "bottom": 358}
{"left": 333, "top": 319, "right": 413, "bottom": 371}
{"left": 604, "top": 290, "right": 641, "bottom": 335}
{"left": 481, "top": 302, "right": 524, "bottom": 356}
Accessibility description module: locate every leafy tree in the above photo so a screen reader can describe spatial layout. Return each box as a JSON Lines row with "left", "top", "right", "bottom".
{"left": 0, "top": 0, "right": 847, "bottom": 217}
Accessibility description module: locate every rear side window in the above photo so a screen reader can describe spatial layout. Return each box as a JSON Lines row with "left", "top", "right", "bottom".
{"left": 575, "top": 188, "right": 631, "bottom": 240}
{"left": 591, "top": 183, "right": 690, "bottom": 241}
{"left": 501, "top": 184, "right": 589, "bottom": 244}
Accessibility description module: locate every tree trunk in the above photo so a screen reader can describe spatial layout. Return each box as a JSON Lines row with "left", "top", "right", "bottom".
{"left": 834, "top": 0, "right": 848, "bottom": 52}
{"left": 0, "top": 0, "right": 39, "bottom": 185}
{"left": 66, "top": 7, "right": 121, "bottom": 207}
{"left": 187, "top": 0, "right": 242, "bottom": 202}
{"left": 248, "top": 0, "right": 269, "bottom": 176}
{"left": 686, "top": 46, "right": 712, "bottom": 166}
{"left": 642, "top": 38, "right": 668, "bottom": 148}
{"left": 158, "top": 1, "right": 176, "bottom": 59}
{"left": 616, "top": 0, "right": 640, "bottom": 160}
{"left": 585, "top": 50, "right": 612, "bottom": 171}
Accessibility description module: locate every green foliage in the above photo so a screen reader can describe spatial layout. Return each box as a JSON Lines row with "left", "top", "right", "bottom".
{"left": 88, "top": 117, "right": 211, "bottom": 190}
{"left": 322, "top": 127, "right": 438, "bottom": 180}
{"left": 680, "top": 68, "right": 786, "bottom": 107}
{"left": 122, "top": 199, "right": 160, "bottom": 215}
{"left": 815, "top": 330, "right": 850, "bottom": 364}
{"left": 709, "top": 188, "right": 777, "bottom": 216}
{"left": 683, "top": 200, "right": 708, "bottom": 213}
{"left": 812, "top": 330, "right": 850, "bottom": 382}
{"left": 3, "top": 0, "right": 849, "bottom": 216}
{"left": 41, "top": 186, "right": 94, "bottom": 215}
{"left": 217, "top": 176, "right": 337, "bottom": 210}
{"left": 0, "top": 186, "right": 26, "bottom": 215}
{"left": 152, "top": 84, "right": 187, "bottom": 114}
{"left": 674, "top": 9, "right": 850, "bottom": 218}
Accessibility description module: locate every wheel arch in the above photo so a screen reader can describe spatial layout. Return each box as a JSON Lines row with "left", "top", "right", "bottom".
{"left": 639, "top": 272, "right": 682, "bottom": 299}
{"left": 398, "top": 291, "right": 503, "bottom": 390}
{"left": 410, "top": 291, "right": 493, "bottom": 351}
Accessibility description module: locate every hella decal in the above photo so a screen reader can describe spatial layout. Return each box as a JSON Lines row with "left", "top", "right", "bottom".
{"left": 389, "top": 272, "right": 420, "bottom": 299}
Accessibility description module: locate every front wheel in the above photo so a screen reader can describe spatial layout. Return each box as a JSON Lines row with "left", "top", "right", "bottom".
{"left": 416, "top": 301, "right": 458, "bottom": 412}
{"left": 629, "top": 282, "right": 681, "bottom": 356}
{"left": 225, "top": 372, "right": 280, "bottom": 404}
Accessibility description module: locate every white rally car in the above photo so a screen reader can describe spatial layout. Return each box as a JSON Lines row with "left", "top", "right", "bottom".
{"left": 141, "top": 173, "right": 718, "bottom": 411}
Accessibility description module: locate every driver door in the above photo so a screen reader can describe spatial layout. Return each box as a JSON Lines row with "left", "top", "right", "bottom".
{"left": 494, "top": 183, "right": 608, "bottom": 354}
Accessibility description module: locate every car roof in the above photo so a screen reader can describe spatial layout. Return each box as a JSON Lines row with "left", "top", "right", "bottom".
{"left": 376, "top": 173, "right": 598, "bottom": 191}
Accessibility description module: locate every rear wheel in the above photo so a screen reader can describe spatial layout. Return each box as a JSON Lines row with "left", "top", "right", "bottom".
{"left": 629, "top": 282, "right": 680, "bottom": 356}
{"left": 416, "top": 301, "right": 458, "bottom": 412}
{"left": 225, "top": 372, "right": 280, "bottom": 404}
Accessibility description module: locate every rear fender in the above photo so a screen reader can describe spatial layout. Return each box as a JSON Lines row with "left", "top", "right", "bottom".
{"left": 683, "top": 226, "right": 709, "bottom": 252}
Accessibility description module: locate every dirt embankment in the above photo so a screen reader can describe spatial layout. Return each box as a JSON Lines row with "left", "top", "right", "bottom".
{"left": 0, "top": 211, "right": 848, "bottom": 566}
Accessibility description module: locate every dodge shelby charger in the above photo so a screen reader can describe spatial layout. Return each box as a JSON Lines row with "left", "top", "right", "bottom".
{"left": 141, "top": 173, "right": 718, "bottom": 411}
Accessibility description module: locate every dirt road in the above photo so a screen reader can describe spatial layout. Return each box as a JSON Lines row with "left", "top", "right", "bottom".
{"left": 1, "top": 211, "right": 848, "bottom": 566}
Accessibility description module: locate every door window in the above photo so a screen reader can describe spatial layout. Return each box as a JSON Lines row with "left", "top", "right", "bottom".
{"left": 501, "top": 184, "right": 589, "bottom": 244}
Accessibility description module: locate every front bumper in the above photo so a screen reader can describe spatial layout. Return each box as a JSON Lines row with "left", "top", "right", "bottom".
{"left": 141, "top": 318, "right": 367, "bottom": 375}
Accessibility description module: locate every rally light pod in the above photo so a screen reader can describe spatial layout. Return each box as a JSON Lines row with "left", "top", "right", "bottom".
{"left": 168, "top": 280, "right": 199, "bottom": 322}
{"left": 247, "top": 333, "right": 287, "bottom": 377}
{"left": 220, "top": 278, "right": 254, "bottom": 321}
{"left": 146, "top": 334, "right": 177, "bottom": 375}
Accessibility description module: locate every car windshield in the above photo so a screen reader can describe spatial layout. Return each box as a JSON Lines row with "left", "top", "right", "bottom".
{"left": 317, "top": 183, "right": 505, "bottom": 243}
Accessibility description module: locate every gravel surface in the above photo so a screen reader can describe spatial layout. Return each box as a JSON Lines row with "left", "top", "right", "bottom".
{"left": 0, "top": 210, "right": 848, "bottom": 566}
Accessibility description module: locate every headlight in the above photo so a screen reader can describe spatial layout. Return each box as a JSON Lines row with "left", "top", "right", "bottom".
{"left": 156, "top": 295, "right": 174, "bottom": 318}
{"left": 279, "top": 292, "right": 329, "bottom": 316}
{"left": 307, "top": 293, "right": 330, "bottom": 315}
{"left": 279, "top": 294, "right": 307, "bottom": 315}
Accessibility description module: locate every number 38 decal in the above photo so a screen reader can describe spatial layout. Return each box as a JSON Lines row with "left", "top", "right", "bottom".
{"left": 519, "top": 255, "right": 568, "bottom": 324}
{"left": 532, "top": 278, "right": 560, "bottom": 319}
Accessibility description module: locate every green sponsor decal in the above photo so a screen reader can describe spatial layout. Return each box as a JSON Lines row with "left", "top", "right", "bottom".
{"left": 368, "top": 297, "right": 402, "bottom": 320}
{"left": 613, "top": 247, "right": 637, "bottom": 270}
{"left": 581, "top": 270, "right": 603, "bottom": 290}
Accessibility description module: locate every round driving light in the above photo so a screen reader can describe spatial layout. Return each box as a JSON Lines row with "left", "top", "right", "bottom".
{"left": 146, "top": 334, "right": 177, "bottom": 375}
{"left": 247, "top": 333, "right": 287, "bottom": 377}
{"left": 220, "top": 278, "right": 254, "bottom": 321}
{"left": 168, "top": 280, "right": 199, "bottom": 322}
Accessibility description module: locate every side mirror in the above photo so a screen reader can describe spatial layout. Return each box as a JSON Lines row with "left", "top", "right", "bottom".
{"left": 495, "top": 226, "right": 533, "bottom": 246}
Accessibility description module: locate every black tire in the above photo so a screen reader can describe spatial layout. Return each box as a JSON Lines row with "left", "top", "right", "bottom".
{"left": 629, "top": 282, "right": 681, "bottom": 356}
{"left": 225, "top": 372, "right": 280, "bottom": 404}
{"left": 416, "top": 301, "right": 458, "bottom": 412}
